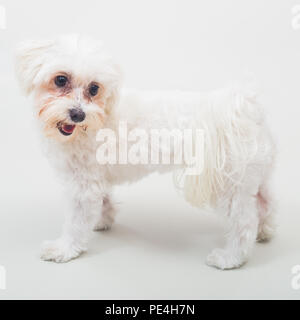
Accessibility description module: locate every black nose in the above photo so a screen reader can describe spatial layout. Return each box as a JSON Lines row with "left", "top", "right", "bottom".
{"left": 69, "top": 108, "right": 86, "bottom": 123}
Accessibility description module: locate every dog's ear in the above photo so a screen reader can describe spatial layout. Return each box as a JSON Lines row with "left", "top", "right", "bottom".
{"left": 106, "top": 84, "right": 120, "bottom": 112}
{"left": 104, "top": 64, "right": 122, "bottom": 112}
{"left": 15, "top": 39, "right": 54, "bottom": 95}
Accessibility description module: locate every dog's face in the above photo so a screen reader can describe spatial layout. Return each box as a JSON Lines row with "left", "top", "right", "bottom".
{"left": 16, "top": 34, "right": 121, "bottom": 141}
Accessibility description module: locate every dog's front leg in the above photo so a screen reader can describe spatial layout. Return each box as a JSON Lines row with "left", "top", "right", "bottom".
{"left": 40, "top": 192, "right": 103, "bottom": 263}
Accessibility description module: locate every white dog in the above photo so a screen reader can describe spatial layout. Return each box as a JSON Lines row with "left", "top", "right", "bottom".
{"left": 16, "top": 34, "right": 276, "bottom": 269}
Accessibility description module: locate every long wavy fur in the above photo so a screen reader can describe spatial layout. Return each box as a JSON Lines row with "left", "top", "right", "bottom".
{"left": 174, "top": 85, "right": 265, "bottom": 208}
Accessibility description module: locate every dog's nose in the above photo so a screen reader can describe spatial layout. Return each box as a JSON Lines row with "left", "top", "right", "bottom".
{"left": 69, "top": 108, "right": 86, "bottom": 123}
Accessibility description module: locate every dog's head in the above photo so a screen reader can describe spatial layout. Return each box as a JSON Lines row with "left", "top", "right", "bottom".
{"left": 16, "top": 34, "right": 121, "bottom": 141}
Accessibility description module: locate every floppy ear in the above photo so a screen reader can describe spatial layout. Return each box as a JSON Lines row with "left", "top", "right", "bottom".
{"left": 104, "top": 64, "right": 122, "bottom": 112}
{"left": 106, "top": 84, "right": 120, "bottom": 112}
{"left": 15, "top": 39, "right": 54, "bottom": 95}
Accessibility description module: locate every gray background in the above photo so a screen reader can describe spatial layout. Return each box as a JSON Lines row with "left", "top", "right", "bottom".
{"left": 0, "top": 0, "right": 299, "bottom": 299}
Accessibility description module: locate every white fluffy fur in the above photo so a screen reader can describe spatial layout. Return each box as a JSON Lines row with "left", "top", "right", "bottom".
{"left": 15, "top": 34, "right": 276, "bottom": 269}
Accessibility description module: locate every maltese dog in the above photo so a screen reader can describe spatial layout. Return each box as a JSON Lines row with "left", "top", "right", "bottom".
{"left": 16, "top": 34, "right": 276, "bottom": 269}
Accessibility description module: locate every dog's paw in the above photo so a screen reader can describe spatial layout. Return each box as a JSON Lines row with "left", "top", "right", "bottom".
{"left": 40, "top": 238, "right": 85, "bottom": 263}
{"left": 206, "top": 248, "right": 245, "bottom": 270}
{"left": 93, "top": 218, "right": 113, "bottom": 231}
{"left": 257, "top": 219, "right": 276, "bottom": 242}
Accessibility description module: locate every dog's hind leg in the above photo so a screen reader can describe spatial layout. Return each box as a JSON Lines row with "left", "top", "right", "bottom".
{"left": 206, "top": 182, "right": 260, "bottom": 270}
{"left": 256, "top": 181, "right": 276, "bottom": 242}
{"left": 94, "top": 195, "right": 117, "bottom": 231}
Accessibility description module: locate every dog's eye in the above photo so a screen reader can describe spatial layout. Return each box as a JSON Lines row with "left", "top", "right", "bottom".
{"left": 55, "top": 75, "right": 68, "bottom": 87}
{"left": 89, "top": 84, "right": 99, "bottom": 97}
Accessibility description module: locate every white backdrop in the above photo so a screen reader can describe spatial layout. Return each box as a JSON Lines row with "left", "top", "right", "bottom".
{"left": 0, "top": 0, "right": 300, "bottom": 299}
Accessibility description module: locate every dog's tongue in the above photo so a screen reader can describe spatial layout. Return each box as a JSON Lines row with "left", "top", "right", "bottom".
{"left": 62, "top": 124, "right": 76, "bottom": 134}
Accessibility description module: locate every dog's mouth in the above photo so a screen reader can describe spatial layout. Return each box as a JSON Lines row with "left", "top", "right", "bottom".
{"left": 57, "top": 122, "right": 76, "bottom": 136}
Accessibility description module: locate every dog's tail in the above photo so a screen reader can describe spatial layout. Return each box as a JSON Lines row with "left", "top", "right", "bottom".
{"left": 174, "top": 81, "right": 264, "bottom": 209}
